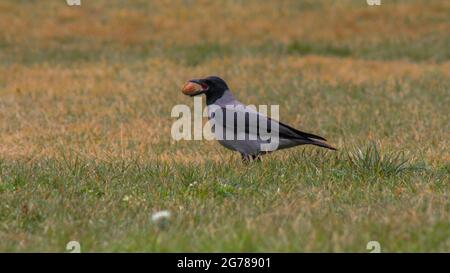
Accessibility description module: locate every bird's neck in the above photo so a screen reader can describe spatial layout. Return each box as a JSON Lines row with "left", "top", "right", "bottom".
{"left": 206, "top": 89, "right": 233, "bottom": 105}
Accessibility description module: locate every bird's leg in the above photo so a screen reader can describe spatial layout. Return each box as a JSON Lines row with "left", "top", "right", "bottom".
{"left": 241, "top": 153, "right": 252, "bottom": 163}
{"left": 241, "top": 153, "right": 261, "bottom": 163}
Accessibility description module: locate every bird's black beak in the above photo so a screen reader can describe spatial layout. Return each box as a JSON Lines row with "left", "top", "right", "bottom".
{"left": 181, "top": 79, "right": 209, "bottom": 97}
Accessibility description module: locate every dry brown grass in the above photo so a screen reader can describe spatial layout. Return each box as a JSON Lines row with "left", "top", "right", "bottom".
{"left": 1, "top": 0, "right": 448, "bottom": 46}
{"left": 0, "top": 54, "right": 448, "bottom": 164}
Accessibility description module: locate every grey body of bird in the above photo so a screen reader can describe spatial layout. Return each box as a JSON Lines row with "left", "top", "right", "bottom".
{"left": 182, "top": 76, "right": 336, "bottom": 161}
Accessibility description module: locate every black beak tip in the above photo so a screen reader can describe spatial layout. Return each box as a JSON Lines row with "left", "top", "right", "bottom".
{"left": 189, "top": 79, "right": 202, "bottom": 85}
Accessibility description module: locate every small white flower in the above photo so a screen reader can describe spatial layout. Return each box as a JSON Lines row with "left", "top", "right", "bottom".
{"left": 151, "top": 210, "right": 171, "bottom": 223}
{"left": 122, "top": 195, "right": 131, "bottom": 202}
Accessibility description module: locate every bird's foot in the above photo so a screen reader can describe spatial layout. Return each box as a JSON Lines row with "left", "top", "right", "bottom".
{"left": 241, "top": 153, "right": 261, "bottom": 163}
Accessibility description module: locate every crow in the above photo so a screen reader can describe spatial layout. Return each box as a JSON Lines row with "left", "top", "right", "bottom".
{"left": 181, "top": 76, "right": 336, "bottom": 162}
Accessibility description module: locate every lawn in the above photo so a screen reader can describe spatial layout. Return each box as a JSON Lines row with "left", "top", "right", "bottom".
{"left": 0, "top": 0, "right": 448, "bottom": 252}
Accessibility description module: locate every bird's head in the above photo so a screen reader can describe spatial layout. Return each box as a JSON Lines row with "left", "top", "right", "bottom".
{"left": 181, "top": 76, "right": 229, "bottom": 97}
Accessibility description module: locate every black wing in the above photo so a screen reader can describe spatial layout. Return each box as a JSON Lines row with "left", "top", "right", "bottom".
{"left": 210, "top": 106, "right": 327, "bottom": 141}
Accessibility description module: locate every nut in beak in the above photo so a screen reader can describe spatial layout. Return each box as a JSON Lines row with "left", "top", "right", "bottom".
{"left": 181, "top": 82, "right": 203, "bottom": 96}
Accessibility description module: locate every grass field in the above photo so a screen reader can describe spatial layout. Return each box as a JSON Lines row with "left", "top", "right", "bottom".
{"left": 0, "top": 0, "right": 448, "bottom": 252}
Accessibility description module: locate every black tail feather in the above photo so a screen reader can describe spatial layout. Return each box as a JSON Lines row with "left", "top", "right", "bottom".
{"left": 309, "top": 139, "right": 337, "bottom": 150}
{"left": 278, "top": 120, "right": 327, "bottom": 141}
